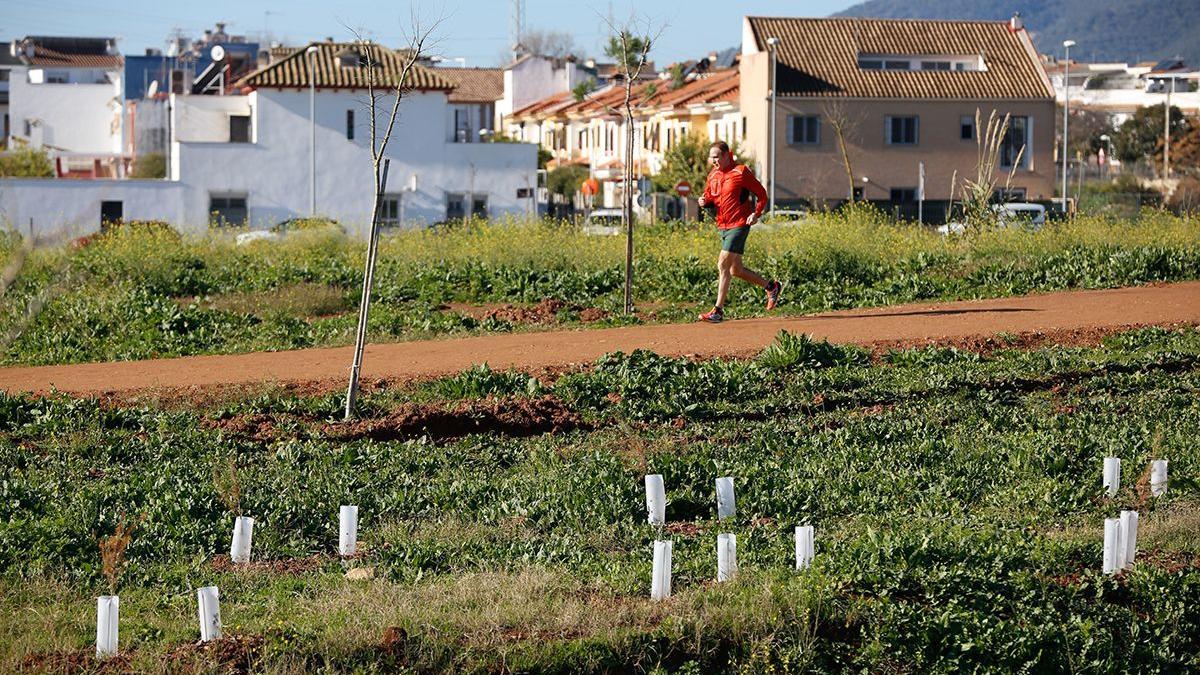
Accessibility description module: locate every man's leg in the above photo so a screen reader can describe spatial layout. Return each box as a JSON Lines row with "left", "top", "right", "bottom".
{"left": 715, "top": 251, "right": 735, "bottom": 308}
{"left": 728, "top": 253, "right": 769, "bottom": 289}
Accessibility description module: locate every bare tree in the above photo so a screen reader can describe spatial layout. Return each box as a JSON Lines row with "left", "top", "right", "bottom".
{"left": 821, "top": 101, "right": 863, "bottom": 202}
{"left": 345, "top": 14, "right": 443, "bottom": 420}
{"left": 518, "top": 29, "right": 579, "bottom": 59}
{"left": 601, "top": 16, "right": 664, "bottom": 315}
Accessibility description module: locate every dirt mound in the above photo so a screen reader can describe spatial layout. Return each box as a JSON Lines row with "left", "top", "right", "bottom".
{"left": 20, "top": 650, "right": 132, "bottom": 673}
{"left": 327, "top": 394, "right": 586, "bottom": 443}
{"left": 866, "top": 322, "right": 1198, "bottom": 358}
{"left": 168, "top": 635, "right": 264, "bottom": 673}
{"left": 209, "top": 553, "right": 327, "bottom": 575}
{"left": 203, "top": 413, "right": 287, "bottom": 443}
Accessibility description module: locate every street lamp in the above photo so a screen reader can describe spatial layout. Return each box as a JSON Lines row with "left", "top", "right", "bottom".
{"left": 766, "top": 37, "right": 780, "bottom": 214}
{"left": 1099, "top": 133, "right": 1112, "bottom": 178}
{"left": 306, "top": 44, "right": 319, "bottom": 216}
{"left": 1061, "top": 40, "right": 1075, "bottom": 214}
{"left": 1164, "top": 74, "right": 1174, "bottom": 178}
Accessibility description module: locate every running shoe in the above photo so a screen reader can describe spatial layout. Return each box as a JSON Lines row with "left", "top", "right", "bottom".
{"left": 698, "top": 307, "right": 724, "bottom": 323}
{"left": 766, "top": 280, "right": 783, "bottom": 310}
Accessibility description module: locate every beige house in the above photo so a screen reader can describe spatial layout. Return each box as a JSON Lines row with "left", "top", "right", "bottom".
{"left": 740, "top": 16, "right": 1056, "bottom": 218}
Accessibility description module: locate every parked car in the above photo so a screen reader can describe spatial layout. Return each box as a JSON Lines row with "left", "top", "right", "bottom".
{"left": 582, "top": 208, "right": 624, "bottom": 236}
{"left": 236, "top": 217, "right": 342, "bottom": 245}
{"left": 937, "top": 202, "right": 1047, "bottom": 236}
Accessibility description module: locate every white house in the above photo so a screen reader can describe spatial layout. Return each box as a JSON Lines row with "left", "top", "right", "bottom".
{"left": 5, "top": 37, "right": 123, "bottom": 156}
{"left": 0, "top": 41, "right": 538, "bottom": 236}
{"left": 496, "top": 53, "right": 594, "bottom": 130}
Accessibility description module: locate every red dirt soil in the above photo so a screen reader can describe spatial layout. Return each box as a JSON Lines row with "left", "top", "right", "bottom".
{"left": 2, "top": 282, "right": 1198, "bottom": 397}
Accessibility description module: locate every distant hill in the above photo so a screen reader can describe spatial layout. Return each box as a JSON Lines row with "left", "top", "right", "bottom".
{"left": 834, "top": 1, "right": 1200, "bottom": 66}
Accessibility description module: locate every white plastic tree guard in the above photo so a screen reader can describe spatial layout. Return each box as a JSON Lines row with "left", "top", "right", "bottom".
{"left": 1102, "top": 518, "right": 1121, "bottom": 574}
{"left": 230, "top": 516, "right": 254, "bottom": 564}
{"left": 1120, "top": 510, "right": 1139, "bottom": 569}
{"left": 339, "top": 505, "right": 359, "bottom": 556}
{"left": 95, "top": 595, "right": 119, "bottom": 658}
{"left": 715, "top": 476, "right": 736, "bottom": 519}
{"left": 1150, "top": 460, "right": 1169, "bottom": 497}
{"left": 795, "top": 525, "right": 815, "bottom": 570}
{"left": 645, "top": 474, "right": 666, "bottom": 526}
{"left": 1102, "top": 457, "right": 1121, "bottom": 497}
{"left": 651, "top": 540, "right": 673, "bottom": 601}
{"left": 197, "top": 586, "right": 223, "bottom": 642}
{"left": 717, "top": 533, "right": 737, "bottom": 582}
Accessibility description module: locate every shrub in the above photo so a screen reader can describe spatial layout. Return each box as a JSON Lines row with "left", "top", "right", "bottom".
{"left": 0, "top": 144, "right": 53, "bottom": 178}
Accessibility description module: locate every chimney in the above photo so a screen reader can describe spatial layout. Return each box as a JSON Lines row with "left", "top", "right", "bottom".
{"left": 1009, "top": 12, "right": 1024, "bottom": 32}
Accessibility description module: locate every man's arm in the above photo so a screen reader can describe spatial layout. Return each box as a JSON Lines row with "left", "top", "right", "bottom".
{"left": 742, "top": 167, "right": 768, "bottom": 223}
{"left": 699, "top": 173, "right": 716, "bottom": 207}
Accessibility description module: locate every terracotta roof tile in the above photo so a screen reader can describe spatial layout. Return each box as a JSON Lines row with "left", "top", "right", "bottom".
{"left": 237, "top": 42, "right": 454, "bottom": 91}
{"left": 745, "top": 17, "right": 1053, "bottom": 99}
{"left": 25, "top": 42, "right": 122, "bottom": 69}
{"left": 439, "top": 67, "right": 504, "bottom": 103}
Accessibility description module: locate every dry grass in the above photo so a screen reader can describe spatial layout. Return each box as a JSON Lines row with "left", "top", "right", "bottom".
{"left": 0, "top": 568, "right": 825, "bottom": 672}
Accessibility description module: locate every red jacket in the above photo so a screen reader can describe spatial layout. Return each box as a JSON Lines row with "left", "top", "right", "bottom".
{"left": 703, "top": 164, "right": 767, "bottom": 229}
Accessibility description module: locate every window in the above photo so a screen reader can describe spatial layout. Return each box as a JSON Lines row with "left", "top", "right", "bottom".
{"left": 960, "top": 115, "right": 974, "bottom": 140}
{"left": 45, "top": 70, "right": 69, "bottom": 83}
{"left": 209, "top": 195, "right": 248, "bottom": 226}
{"left": 884, "top": 60, "right": 910, "bottom": 71}
{"left": 858, "top": 59, "right": 882, "bottom": 70}
{"left": 380, "top": 194, "right": 401, "bottom": 226}
{"left": 229, "top": 115, "right": 250, "bottom": 143}
{"left": 1000, "top": 116, "right": 1030, "bottom": 169}
{"left": 471, "top": 195, "right": 488, "bottom": 218}
{"left": 890, "top": 188, "right": 917, "bottom": 203}
{"left": 346, "top": 110, "right": 355, "bottom": 140}
{"left": 921, "top": 61, "right": 951, "bottom": 71}
{"left": 788, "top": 115, "right": 820, "bottom": 145}
{"left": 886, "top": 116, "right": 918, "bottom": 145}
{"left": 446, "top": 192, "right": 465, "bottom": 220}
{"left": 852, "top": 187, "right": 864, "bottom": 200}
{"left": 0, "top": 69, "right": 9, "bottom": 82}
{"left": 454, "top": 108, "right": 468, "bottom": 142}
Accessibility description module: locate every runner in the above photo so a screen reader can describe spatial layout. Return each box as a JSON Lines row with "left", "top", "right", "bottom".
{"left": 696, "top": 141, "right": 781, "bottom": 323}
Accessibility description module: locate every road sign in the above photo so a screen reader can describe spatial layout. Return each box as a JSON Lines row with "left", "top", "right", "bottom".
{"left": 675, "top": 180, "right": 691, "bottom": 196}
{"left": 637, "top": 193, "right": 652, "bottom": 208}
{"left": 638, "top": 176, "right": 652, "bottom": 195}
{"left": 581, "top": 178, "right": 600, "bottom": 196}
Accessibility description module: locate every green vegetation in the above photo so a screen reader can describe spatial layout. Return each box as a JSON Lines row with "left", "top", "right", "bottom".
{"left": 1, "top": 326, "right": 1198, "bottom": 671}
{"left": 2, "top": 210, "right": 1198, "bottom": 366}
{"left": 0, "top": 143, "right": 54, "bottom": 178}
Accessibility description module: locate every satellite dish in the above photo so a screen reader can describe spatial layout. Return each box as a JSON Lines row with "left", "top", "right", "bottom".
{"left": 210, "top": 45, "right": 226, "bottom": 62}
{"left": 146, "top": 80, "right": 159, "bottom": 98}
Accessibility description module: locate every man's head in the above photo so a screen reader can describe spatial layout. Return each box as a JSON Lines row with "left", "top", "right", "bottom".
{"left": 708, "top": 141, "right": 734, "bottom": 171}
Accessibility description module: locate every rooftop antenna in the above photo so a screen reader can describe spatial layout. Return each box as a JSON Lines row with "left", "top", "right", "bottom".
{"left": 510, "top": 0, "right": 526, "bottom": 59}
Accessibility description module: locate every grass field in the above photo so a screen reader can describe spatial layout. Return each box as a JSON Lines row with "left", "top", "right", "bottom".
{"left": 2, "top": 208, "right": 1198, "bottom": 366}
{"left": 2, "top": 325, "right": 1197, "bottom": 672}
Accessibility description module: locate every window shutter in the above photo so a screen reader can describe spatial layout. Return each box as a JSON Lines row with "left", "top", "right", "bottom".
{"left": 786, "top": 115, "right": 794, "bottom": 145}
{"left": 885, "top": 116, "right": 892, "bottom": 145}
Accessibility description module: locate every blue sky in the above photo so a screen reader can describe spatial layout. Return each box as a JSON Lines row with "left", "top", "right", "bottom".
{"left": 2, "top": 0, "right": 858, "bottom": 67}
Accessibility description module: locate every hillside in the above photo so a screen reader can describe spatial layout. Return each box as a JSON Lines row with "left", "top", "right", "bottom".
{"left": 834, "top": 0, "right": 1200, "bottom": 66}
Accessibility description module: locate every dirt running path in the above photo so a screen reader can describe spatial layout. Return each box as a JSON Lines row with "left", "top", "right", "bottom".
{"left": 2, "top": 282, "right": 1199, "bottom": 396}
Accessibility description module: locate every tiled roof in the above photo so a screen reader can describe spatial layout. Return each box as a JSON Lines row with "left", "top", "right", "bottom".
{"left": 745, "top": 17, "right": 1054, "bottom": 100}
{"left": 512, "top": 69, "right": 740, "bottom": 121}
{"left": 439, "top": 67, "right": 504, "bottom": 103}
{"left": 237, "top": 42, "right": 455, "bottom": 91}
{"left": 12, "top": 37, "right": 122, "bottom": 68}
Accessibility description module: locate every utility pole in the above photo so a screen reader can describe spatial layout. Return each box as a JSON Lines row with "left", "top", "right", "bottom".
{"left": 1061, "top": 40, "right": 1075, "bottom": 214}
{"left": 1164, "top": 75, "right": 1172, "bottom": 178}
{"left": 766, "top": 37, "right": 780, "bottom": 214}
